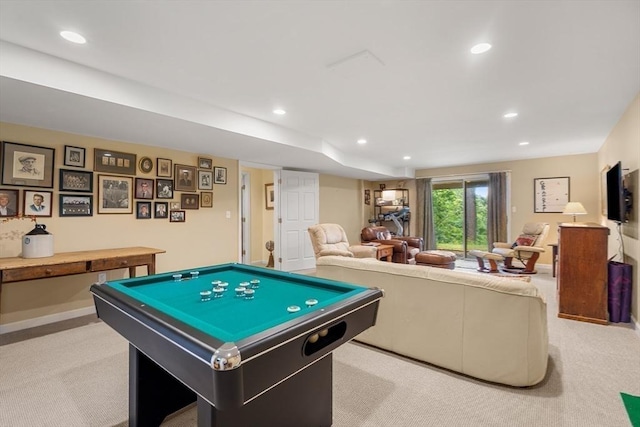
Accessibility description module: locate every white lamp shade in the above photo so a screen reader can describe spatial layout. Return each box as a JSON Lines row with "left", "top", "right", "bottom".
{"left": 563, "top": 202, "right": 587, "bottom": 216}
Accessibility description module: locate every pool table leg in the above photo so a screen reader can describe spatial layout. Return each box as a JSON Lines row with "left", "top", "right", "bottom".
{"left": 197, "top": 354, "right": 333, "bottom": 427}
{"left": 129, "top": 345, "right": 196, "bottom": 427}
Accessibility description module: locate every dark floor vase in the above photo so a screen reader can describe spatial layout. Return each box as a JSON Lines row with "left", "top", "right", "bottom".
{"left": 608, "top": 261, "right": 633, "bottom": 323}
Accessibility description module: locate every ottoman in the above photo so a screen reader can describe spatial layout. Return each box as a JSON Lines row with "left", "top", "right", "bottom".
{"left": 415, "top": 250, "right": 457, "bottom": 269}
{"left": 468, "top": 250, "right": 504, "bottom": 273}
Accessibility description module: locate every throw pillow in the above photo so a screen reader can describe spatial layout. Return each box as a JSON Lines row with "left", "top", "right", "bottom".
{"left": 512, "top": 234, "right": 536, "bottom": 248}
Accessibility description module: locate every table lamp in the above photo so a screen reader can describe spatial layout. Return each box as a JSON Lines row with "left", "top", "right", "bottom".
{"left": 563, "top": 202, "right": 587, "bottom": 222}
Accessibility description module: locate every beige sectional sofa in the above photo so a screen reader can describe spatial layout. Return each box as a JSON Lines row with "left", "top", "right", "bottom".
{"left": 315, "top": 256, "right": 549, "bottom": 387}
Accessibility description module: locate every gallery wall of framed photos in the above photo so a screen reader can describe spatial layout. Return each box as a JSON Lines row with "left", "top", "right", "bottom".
{"left": 0, "top": 122, "right": 239, "bottom": 274}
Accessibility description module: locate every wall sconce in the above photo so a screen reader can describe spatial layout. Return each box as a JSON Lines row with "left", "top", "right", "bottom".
{"left": 563, "top": 202, "right": 587, "bottom": 222}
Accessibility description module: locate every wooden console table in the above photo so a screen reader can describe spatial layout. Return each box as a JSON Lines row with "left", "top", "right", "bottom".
{"left": 0, "top": 247, "right": 165, "bottom": 305}
{"left": 376, "top": 244, "right": 394, "bottom": 262}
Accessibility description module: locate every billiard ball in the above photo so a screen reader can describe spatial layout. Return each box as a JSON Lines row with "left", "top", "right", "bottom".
{"left": 308, "top": 334, "right": 319, "bottom": 343}
{"left": 319, "top": 329, "right": 328, "bottom": 337}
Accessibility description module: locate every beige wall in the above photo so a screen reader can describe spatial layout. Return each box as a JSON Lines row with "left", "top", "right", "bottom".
{"left": 0, "top": 122, "right": 239, "bottom": 325}
{"left": 318, "top": 175, "right": 367, "bottom": 245}
{"left": 597, "top": 93, "right": 640, "bottom": 326}
{"left": 239, "top": 166, "right": 275, "bottom": 265}
{"left": 409, "top": 153, "right": 599, "bottom": 265}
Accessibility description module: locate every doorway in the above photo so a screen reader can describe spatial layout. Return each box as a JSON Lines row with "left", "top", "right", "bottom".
{"left": 431, "top": 177, "right": 488, "bottom": 258}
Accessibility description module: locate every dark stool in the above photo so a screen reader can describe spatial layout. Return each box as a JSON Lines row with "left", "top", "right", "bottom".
{"left": 415, "top": 250, "right": 457, "bottom": 269}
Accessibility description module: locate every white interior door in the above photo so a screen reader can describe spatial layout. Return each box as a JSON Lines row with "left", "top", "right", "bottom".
{"left": 277, "top": 170, "right": 319, "bottom": 272}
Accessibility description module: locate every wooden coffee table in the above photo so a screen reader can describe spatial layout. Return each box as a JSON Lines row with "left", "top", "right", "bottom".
{"left": 376, "top": 244, "right": 394, "bottom": 262}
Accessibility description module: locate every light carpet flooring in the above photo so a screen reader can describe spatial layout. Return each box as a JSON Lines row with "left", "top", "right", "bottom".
{"left": 1, "top": 263, "right": 639, "bottom": 426}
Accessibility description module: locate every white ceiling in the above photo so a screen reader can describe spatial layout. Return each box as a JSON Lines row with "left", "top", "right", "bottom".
{"left": 0, "top": 1, "right": 638, "bottom": 180}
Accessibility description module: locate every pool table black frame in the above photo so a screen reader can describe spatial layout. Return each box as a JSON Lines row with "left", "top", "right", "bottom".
{"left": 91, "top": 265, "right": 383, "bottom": 427}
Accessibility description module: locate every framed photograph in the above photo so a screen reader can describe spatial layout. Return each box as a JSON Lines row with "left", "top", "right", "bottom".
{"left": 1, "top": 141, "right": 55, "bottom": 188}
{"left": 136, "top": 201, "right": 152, "bottom": 219}
{"left": 180, "top": 193, "right": 200, "bottom": 210}
{"left": 59, "top": 169, "right": 93, "bottom": 193}
{"left": 214, "top": 166, "right": 227, "bottom": 185}
{"left": 170, "top": 210, "right": 186, "bottom": 222}
{"left": 200, "top": 191, "right": 213, "bottom": 208}
{"left": 156, "top": 179, "right": 173, "bottom": 199}
{"left": 169, "top": 201, "right": 181, "bottom": 211}
{"left": 0, "top": 188, "right": 20, "bottom": 217}
{"left": 23, "top": 190, "right": 53, "bottom": 217}
{"left": 198, "top": 157, "right": 213, "bottom": 170}
{"left": 97, "top": 175, "right": 133, "bottom": 214}
{"left": 198, "top": 170, "right": 213, "bottom": 190}
{"left": 94, "top": 148, "right": 137, "bottom": 175}
{"left": 265, "top": 183, "right": 274, "bottom": 210}
{"left": 157, "top": 158, "right": 172, "bottom": 177}
{"left": 364, "top": 189, "right": 371, "bottom": 205}
{"left": 154, "top": 202, "right": 168, "bottom": 219}
{"left": 59, "top": 194, "right": 93, "bottom": 217}
{"left": 139, "top": 156, "right": 153, "bottom": 174}
{"left": 174, "top": 164, "right": 197, "bottom": 192}
{"left": 135, "top": 178, "right": 154, "bottom": 199}
{"left": 64, "top": 145, "right": 86, "bottom": 168}
{"left": 534, "top": 177, "right": 570, "bottom": 213}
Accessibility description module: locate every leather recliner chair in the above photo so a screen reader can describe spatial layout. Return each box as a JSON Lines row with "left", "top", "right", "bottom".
{"left": 361, "top": 226, "right": 424, "bottom": 264}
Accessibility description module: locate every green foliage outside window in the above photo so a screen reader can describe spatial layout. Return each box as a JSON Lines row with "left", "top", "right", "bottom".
{"left": 433, "top": 188, "right": 488, "bottom": 252}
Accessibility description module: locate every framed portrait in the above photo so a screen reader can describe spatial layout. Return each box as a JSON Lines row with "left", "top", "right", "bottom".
{"left": 180, "top": 193, "right": 200, "bottom": 210}
{"left": 154, "top": 202, "right": 168, "bottom": 219}
{"left": 364, "top": 189, "right": 371, "bottom": 205}
{"left": 198, "top": 170, "right": 213, "bottom": 190}
{"left": 136, "top": 201, "right": 152, "bottom": 219}
{"left": 169, "top": 201, "right": 181, "bottom": 211}
{"left": 174, "top": 164, "right": 197, "bottom": 192}
{"left": 0, "top": 188, "right": 20, "bottom": 218}
{"left": 135, "top": 177, "right": 154, "bottom": 199}
{"left": 156, "top": 178, "right": 173, "bottom": 199}
{"left": 265, "top": 183, "right": 274, "bottom": 210}
{"left": 157, "top": 158, "right": 172, "bottom": 178}
{"left": 170, "top": 210, "right": 186, "bottom": 222}
{"left": 59, "top": 194, "right": 93, "bottom": 217}
{"left": 198, "top": 157, "right": 213, "bottom": 170}
{"left": 97, "top": 175, "right": 133, "bottom": 214}
{"left": 200, "top": 191, "right": 213, "bottom": 208}
{"left": 94, "top": 148, "right": 137, "bottom": 175}
{"left": 534, "top": 177, "right": 570, "bottom": 213}
{"left": 64, "top": 145, "right": 86, "bottom": 168}
{"left": 59, "top": 169, "right": 93, "bottom": 193}
{"left": 23, "top": 190, "right": 53, "bottom": 217}
{"left": 139, "top": 156, "right": 153, "bottom": 174}
{"left": 214, "top": 166, "right": 227, "bottom": 185}
{"left": 1, "top": 141, "right": 55, "bottom": 188}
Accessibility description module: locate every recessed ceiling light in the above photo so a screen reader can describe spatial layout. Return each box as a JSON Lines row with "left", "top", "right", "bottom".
{"left": 60, "top": 31, "right": 86, "bottom": 44}
{"left": 470, "top": 43, "right": 492, "bottom": 54}
{"left": 503, "top": 112, "right": 518, "bottom": 118}
{"left": 357, "top": 139, "right": 367, "bottom": 145}
{"left": 403, "top": 156, "right": 411, "bottom": 160}
{"left": 273, "top": 109, "right": 286, "bottom": 115}
{"left": 519, "top": 141, "right": 530, "bottom": 146}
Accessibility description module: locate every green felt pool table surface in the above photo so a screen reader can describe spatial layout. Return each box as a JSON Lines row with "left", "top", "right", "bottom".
{"left": 104, "top": 263, "right": 367, "bottom": 342}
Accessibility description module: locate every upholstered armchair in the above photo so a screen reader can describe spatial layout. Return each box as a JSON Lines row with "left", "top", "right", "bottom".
{"left": 308, "top": 223, "right": 377, "bottom": 259}
{"left": 492, "top": 222, "right": 550, "bottom": 274}
{"left": 360, "top": 226, "right": 424, "bottom": 264}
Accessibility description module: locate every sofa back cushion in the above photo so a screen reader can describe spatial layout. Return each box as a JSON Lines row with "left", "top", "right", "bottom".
{"left": 361, "top": 226, "right": 393, "bottom": 242}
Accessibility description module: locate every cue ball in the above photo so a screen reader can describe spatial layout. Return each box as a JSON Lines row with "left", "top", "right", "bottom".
{"left": 308, "top": 334, "right": 319, "bottom": 343}
{"left": 319, "top": 329, "right": 328, "bottom": 337}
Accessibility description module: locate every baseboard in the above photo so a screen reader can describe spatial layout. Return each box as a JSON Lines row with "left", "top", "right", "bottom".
{"left": 0, "top": 306, "right": 96, "bottom": 334}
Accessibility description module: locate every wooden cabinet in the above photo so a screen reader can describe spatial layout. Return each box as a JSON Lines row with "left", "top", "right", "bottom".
{"left": 557, "top": 223, "right": 609, "bottom": 324}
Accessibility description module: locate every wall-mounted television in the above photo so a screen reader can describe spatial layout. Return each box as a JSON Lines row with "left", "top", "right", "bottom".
{"left": 606, "top": 161, "right": 631, "bottom": 223}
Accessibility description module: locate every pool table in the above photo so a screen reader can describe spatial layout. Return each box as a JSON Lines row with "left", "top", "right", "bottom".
{"left": 91, "top": 263, "right": 383, "bottom": 427}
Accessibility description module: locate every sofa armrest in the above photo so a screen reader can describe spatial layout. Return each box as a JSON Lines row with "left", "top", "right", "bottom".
{"left": 394, "top": 237, "right": 424, "bottom": 250}
{"left": 513, "top": 246, "right": 545, "bottom": 253}
{"left": 349, "top": 245, "right": 377, "bottom": 258}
